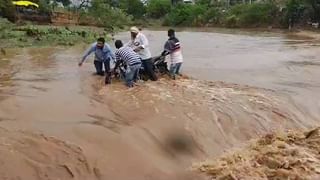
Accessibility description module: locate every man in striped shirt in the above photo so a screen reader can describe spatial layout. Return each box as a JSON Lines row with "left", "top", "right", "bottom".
{"left": 113, "top": 40, "right": 142, "bottom": 88}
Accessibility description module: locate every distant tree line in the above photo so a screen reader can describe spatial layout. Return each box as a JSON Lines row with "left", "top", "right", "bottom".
{"left": 1, "top": 0, "right": 319, "bottom": 28}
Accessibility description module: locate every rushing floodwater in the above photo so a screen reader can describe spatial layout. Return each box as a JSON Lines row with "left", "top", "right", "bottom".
{"left": 116, "top": 29, "right": 320, "bottom": 120}
{"left": 0, "top": 29, "right": 319, "bottom": 179}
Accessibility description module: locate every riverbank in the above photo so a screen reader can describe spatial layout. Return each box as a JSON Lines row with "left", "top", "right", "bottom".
{"left": 146, "top": 26, "right": 319, "bottom": 38}
{"left": 0, "top": 18, "right": 110, "bottom": 48}
{"left": 1, "top": 15, "right": 319, "bottom": 50}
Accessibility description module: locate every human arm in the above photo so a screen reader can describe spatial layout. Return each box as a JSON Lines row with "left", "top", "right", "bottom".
{"left": 113, "top": 51, "right": 122, "bottom": 72}
{"left": 79, "top": 44, "right": 95, "bottom": 66}
{"left": 161, "top": 41, "right": 171, "bottom": 56}
{"left": 133, "top": 34, "right": 149, "bottom": 52}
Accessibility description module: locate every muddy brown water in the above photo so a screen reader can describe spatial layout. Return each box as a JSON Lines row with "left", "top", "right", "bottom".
{"left": 121, "top": 30, "right": 320, "bottom": 119}
{"left": 0, "top": 29, "right": 319, "bottom": 179}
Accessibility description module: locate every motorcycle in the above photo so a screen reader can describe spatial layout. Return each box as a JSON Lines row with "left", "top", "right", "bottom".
{"left": 111, "top": 55, "right": 169, "bottom": 82}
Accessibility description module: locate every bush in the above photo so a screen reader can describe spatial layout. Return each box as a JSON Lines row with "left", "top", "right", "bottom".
{"left": 308, "top": 0, "right": 320, "bottom": 22}
{"left": 224, "top": 15, "right": 238, "bottom": 27}
{"left": 164, "top": 4, "right": 207, "bottom": 26}
{"left": 0, "top": 0, "right": 15, "bottom": 21}
{"left": 146, "top": 0, "right": 171, "bottom": 18}
{"left": 281, "top": 0, "right": 305, "bottom": 27}
{"left": 201, "top": 7, "right": 223, "bottom": 24}
{"left": 32, "top": 0, "right": 52, "bottom": 14}
{"left": 224, "top": 3, "right": 278, "bottom": 27}
{"left": 84, "top": 0, "right": 132, "bottom": 29}
{"left": 196, "top": 0, "right": 213, "bottom": 6}
{"left": 119, "top": 0, "right": 146, "bottom": 19}
{"left": 0, "top": 18, "right": 13, "bottom": 31}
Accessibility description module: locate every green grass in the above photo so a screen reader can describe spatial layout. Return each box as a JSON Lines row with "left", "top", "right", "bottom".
{"left": 0, "top": 18, "right": 110, "bottom": 48}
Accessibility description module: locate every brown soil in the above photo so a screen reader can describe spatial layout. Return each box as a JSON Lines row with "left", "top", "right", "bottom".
{"left": 0, "top": 127, "right": 99, "bottom": 180}
{"left": 197, "top": 127, "right": 320, "bottom": 180}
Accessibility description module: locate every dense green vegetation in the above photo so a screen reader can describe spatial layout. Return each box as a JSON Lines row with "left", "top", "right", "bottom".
{"left": 160, "top": 0, "right": 320, "bottom": 28}
{"left": 0, "top": 0, "right": 319, "bottom": 38}
{"left": 225, "top": 3, "right": 278, "bottom": 27}
{"left": 163, "top": 3, "right": 207, "bottom": 26}
{"left": 162, "top": 2, "right": 279, "bottom": 27}
{"left": 79, "top": 0, "right": 132, "bottom": 29}
{"left": 146, "top": 0, "right": 171, "bottom": 18}
{"left": 92, "top": 0, "right": 313, "bottom": 28}
{"left": 0, "top": 0, "right": 15, "bottom": 21}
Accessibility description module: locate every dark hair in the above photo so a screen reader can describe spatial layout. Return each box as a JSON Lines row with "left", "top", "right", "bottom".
{"left": 97, "top": 37, "right": 105, "bottom": 44}
{"left": 115, "top": 40, "right": 123, "bottom": 49}
{"left": 168, "top": 29, "right": 175, "bottom": 37}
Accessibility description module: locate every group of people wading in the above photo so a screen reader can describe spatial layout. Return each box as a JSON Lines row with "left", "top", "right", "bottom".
{"left": 79, "top": 27, "right": 184, "bottom": 87}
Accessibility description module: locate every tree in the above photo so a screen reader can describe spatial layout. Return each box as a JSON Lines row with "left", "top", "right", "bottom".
{"left": 285, "top": 0, "right": 305, "bottom": 28}
{"left": 56, "top": 0, "right": 71, "bottom": 7}
{"left": 171, "top": 0, "right": 183, "bottom": 5}
{"left": 87, "top": 0, "right": 132, "bottom": 28}
{"left": 119, "top": 0, "right": 146, "bottom": 19}
{"left": 0, "top": 0, "right": 15, "bottom": 21}
{"left": 308, "top": 0, "right": 320, "bottom": 22}
{"left": 32, "top": 0, "right": 51, "bottom": 13}
{"left": 164, "top": 3, "right": 206, "bottom": 26}
{"left": 147, "top": 0, "right": 171, "bottom": 18}
{"left": 196, "top": 0, "right": 212, "bottom": 6}
{"left": 78, "top": 0, "right": 90, "bottom": 9}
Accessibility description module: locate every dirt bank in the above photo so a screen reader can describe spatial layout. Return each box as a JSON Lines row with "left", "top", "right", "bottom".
{"left": 197, "top": 127, "right": 320, "bottom": 180}
{"left": 0, "top": 127, "right": 98, "bottom": 180}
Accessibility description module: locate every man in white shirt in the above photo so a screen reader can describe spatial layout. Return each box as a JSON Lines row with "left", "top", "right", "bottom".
{"left": 126, "top": 27, "right": 157, "bottom": 81}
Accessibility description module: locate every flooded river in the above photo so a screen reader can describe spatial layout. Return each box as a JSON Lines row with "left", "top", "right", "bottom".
{"left": 118, "top": 29, "right": 320, "bottom": 120}
{"left": 0, "top": 29, "right": 319, "bottom": 179}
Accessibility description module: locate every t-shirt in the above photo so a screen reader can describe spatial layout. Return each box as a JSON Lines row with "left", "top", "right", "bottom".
{"left": 164, "top": 37, "right": 183, "bottom": 64}
{"left": 115, "top": 46, "right": 141, "bottom": 66}
{"left": 125, "top": 33, "right": 151, "bottom": 60}
{"left": 81, "top": 42, "right": 114, "bottom": 63}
